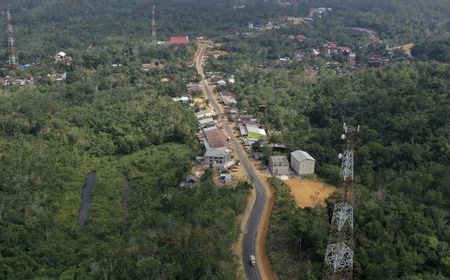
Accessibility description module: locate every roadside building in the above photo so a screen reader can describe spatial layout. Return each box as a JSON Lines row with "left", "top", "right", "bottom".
{"left": 269, "top": 156, "right": 290, "bottom": 176}
{"left": 239, "top": 124, "right": 248, "bottom": 136}
{"left": 198, "top": 117, "right": 215, "bottom": 128}
{"left": 204, "top": 147, "right": 233, "bottom": 166}
{"left": 229, "top": 106, "right": 239, "bottom": 115}
{"left": 217, "top": 80, "right": 227, "bottom": 87}
{"left": 195, "top": 110, "right": 216, "bottom": 119}
{"left": 220, "top": 91, "right": 238, "bottom": 106}
{"left": 290, "top": 150, "right": 315, "bottom": 176}
{"left": 246, "top": 124, "right": 267, "bottom": 140}
{"left": 187, "top": 82, "right": 203, "bottom": 93}
{"left": 203, "top": 126, "right": 227, "bottom": 148}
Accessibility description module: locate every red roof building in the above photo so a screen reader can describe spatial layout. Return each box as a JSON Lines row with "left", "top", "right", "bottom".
{"left": 168, "top": 36, "right": 189, "bottom": 45}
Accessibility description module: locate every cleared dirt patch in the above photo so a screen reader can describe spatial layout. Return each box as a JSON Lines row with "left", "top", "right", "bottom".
{"left": 285, "top": 178, "right": 336, "bottom": 208}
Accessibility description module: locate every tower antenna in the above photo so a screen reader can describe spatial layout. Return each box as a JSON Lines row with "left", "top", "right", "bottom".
{"left": 323, "top": 123, "right": 359, "bottom": 280}
{"left": 151, "top": 3, "right": 157, "bottom": 44}
{"left": 6, "top": 4, "right": 19, "bottom": 70}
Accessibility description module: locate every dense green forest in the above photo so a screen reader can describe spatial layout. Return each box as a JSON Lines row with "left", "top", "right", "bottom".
{"left": 212, "top": 54, "right": 450, "bottom": 277}
{"left": 0, "top": 30, "right": 252, "bottom": 278}
{"left": 0, "top": 0, "right": 285, "bottom": 63}
{"left": 204, "top": 1, "right": 450, "bottom": 276}
{"left": 1, "top": 0, "right": 449, "bottom": 279}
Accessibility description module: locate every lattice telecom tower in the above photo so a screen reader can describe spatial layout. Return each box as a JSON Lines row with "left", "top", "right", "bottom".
{"left": 151, "top": 4, "right": 157, "bottom": 44}
{"left": 323, "top": 123, "right": 359, "bottom": 280}
{"left": 6, "top": 4, "right": 19, "bottom": 69}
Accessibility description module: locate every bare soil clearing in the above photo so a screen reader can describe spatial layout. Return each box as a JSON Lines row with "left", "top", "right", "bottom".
{"left": 285, "top": 178, "right": 336, "bottom": 208}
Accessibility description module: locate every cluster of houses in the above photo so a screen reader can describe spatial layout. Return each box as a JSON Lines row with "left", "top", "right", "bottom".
{"left": 325, "top": 42, "right": 357, "bottom": 68}
{"left": 195, "top": 110, "right": 235, "bottom": 181}
{"left": 47, "top": 72, "right": 67, "bottom": 82}
{"left": 207, "top": 72, "right": 235, "bottom": 87}
{"left": 307, "top": 7, "right": 332, "bottom": 21}
{"left": 0, "top": 76, "right": 34, "bottom": 87}
{"left": 172, "top": 82, "right": 203, "bottom": 103}
{"left": 268, "top": 150, "right": 316, "bottom": 177}
{"left": 141, "top": 60, "right": 165, "bottom": 72}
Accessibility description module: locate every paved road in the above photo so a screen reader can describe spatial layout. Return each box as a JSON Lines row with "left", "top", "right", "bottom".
{"left": 196, "top": 44, "right": 267, "bottom": 280}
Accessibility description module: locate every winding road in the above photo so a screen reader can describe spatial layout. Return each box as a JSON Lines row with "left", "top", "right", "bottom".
{"left": 195, "top": 43, "right": 274, "bottom": 280}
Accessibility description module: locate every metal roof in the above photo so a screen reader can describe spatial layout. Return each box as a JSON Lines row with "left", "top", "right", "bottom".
{"left": 291, "top": 150, "right": 315, "bottom": 162}
{"left": 204, "top": 147, "right": 232, "bottom": 158}
{"left": 203, "top": 126, "right": 227, "bottom": 148}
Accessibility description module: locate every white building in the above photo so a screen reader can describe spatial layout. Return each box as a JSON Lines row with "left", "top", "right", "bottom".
{"left": 269, "top": 156, "right": 290, "bottom": 176}
{"left": 195, "top": 110, "right": 216, "bottom": 119}
{"left": 290, "top": 150, "right": 315, "bottom": 176}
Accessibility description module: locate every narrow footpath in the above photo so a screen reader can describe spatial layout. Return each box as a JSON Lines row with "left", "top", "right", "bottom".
{"left": 195, "top": 43, "right": 275, "bottom": 280}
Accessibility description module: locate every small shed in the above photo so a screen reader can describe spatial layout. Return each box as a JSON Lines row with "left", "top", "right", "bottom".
{"left": 290, "top": 150, "right": 315, "bottom": 176}
{"left": 269, "top": 156, "right": 290, "bottom": 176}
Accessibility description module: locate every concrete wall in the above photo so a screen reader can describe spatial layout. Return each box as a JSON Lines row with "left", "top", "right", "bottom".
{"left": 270, "top": 165, "right": 290, "bottom": 176}
{"left": 291, "top": 158, "right": 315, "bottom": 176}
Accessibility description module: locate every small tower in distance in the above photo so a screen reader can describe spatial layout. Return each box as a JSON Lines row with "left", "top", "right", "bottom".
{"left": 6, "top": 4, "right": 19, "bottom": 70}
{"left": 151, "top": 4, "right": 157, "bottom": 44}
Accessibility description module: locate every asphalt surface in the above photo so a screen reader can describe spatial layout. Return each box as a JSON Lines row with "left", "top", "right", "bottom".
{"left": 197, "top": 47, "right": 267, "bottom": 279}
{"left": 78, "top": 172, "right": 96, "bottom": 227}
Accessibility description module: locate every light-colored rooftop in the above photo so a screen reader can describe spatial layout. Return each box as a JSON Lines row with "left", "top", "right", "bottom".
{"left": 291, "top": 150, "right": 315, "bottom": 162}
{"left": 246, "top": 124, "right": 267, "bottom": 136}
{"left": 204, "top": 147, "right": 232, "bottom": 158}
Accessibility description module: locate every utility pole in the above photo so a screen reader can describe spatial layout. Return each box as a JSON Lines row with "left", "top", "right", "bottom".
{"left": 151, "top": 4, "right": 157, "bottom": 44}
{"left": 323, "top": 123, "right": 359, "bottom": 280}
{"left": 6, "top": 4, "right": 19, "bottom": 70}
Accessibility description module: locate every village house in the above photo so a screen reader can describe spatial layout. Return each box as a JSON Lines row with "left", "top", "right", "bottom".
{"left": 269, "top": 156, "right": 290, "bottom": 176}
{"left": 187, "top": 82, "right": 203, "bottom": 93}
{"left": 54, "top": 51, "right": 72, "bottom": 63}
{"left": 326, "top": 42, "right": 352, "bottom": 56}
{"left": 290, "top": 150, "right": 316, "bottom": 176}
{"left": 198, "top": 117, "right": 215, "bottom": 128}
{"left": 246, "top": 124, "right": 267, "bottom": 140}
{"left": 203, "top": 126, "right": 228, "bottom": 149}
{"left": 204, "top": 147, "right": 233, "bottom": 166}
{"left": 220, "top": 91, "right": 237, "bottom": 106}
{"left": 217, "top": 80, "right": 227, "bottom": 87}
{"left": 168, "top": 36, "right": 189, "bottom": 45}
{"left": 228, "top": 106, "right": 239, "bottom": 116}
{"left": 195, "top": 110, "right": 216, "bottom": 119}
{"left": 239, "top": 114, "right": 258, "bottom": 125}
{"left": 141, "top": 61, "right": 165, "bottom": 72}
{"left": 172, "top": 96, "right": 190, "bottom": 103}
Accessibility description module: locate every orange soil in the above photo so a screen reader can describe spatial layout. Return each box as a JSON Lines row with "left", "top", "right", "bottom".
{"left": 285, "top": 178, "right": 336, "bottom": 208}
{"left": 233, "top": 187, "right": 256, "bottom": 280}
{"left": 256, "top": 178, "right": 276, "bottom": 280}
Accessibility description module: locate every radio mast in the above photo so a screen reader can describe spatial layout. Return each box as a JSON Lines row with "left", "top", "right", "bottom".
{"left": 323, "top": 123, "right": 359, "bottom": 280}
{"left": 6, "top": 4, "right": 19, "bottom": 70}
{"left": 151, "top": 4, "right": 157, "bottom": 44}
